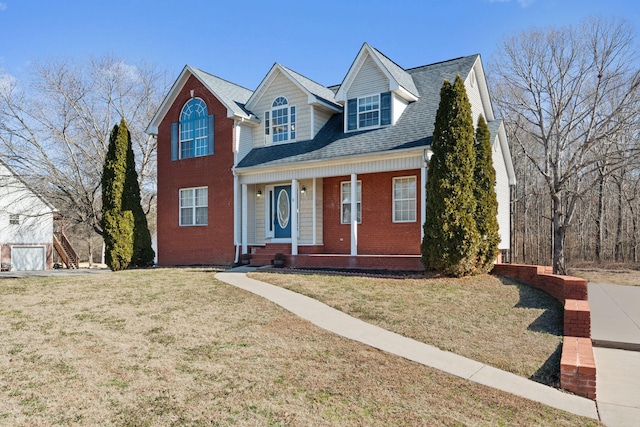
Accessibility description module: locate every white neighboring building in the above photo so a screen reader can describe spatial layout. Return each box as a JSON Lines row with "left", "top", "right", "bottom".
{"left": 0, "top": 159, "right": 56, "bottom": 271}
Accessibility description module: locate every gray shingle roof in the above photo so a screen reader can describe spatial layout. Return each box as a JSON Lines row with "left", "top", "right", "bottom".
{"left": 237, "top": 54, "right": 479, "bottom": 169}
{"left": 370, "top": 45, "right": 420, "bottom": 98}
{"left": 190, "top": 67, "right": 254, "bottom": 119}
{"left": 281, "top": 65, "right": 341, "bottom": 109}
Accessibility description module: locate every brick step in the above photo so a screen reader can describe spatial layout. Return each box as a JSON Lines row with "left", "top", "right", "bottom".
{"left": 252, "top": 244, "right": 291, "bottom": 257}
{"left": 248, "top": 254, "right": 275, "bottom": 266}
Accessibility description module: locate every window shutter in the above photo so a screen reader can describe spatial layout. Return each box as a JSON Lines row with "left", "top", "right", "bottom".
{"left": 380, "top": 92, "right": 391, "bottom": 125}
{"left": 171, "top": 122, "right": 179, "bottom": 160}
{"left": 347, "top": 98, "right": 357, "bottom": 130}
{"left": 207, "top": 114, "right": 214, "bottom": 155}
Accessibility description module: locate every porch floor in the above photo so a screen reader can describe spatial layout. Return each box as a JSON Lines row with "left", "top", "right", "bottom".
{"left": 254, "top": 253, "right": 423, "bottom": 272}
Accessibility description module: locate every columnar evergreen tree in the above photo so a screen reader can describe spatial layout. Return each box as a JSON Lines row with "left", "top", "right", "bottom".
{"left": 421, "top": 75, "right": 480, "bottom": 277}
{"left": 101, "top": 120, "right": 134, "bottom": 271}
{"left": 123, "top": 127, "right": 155, "bottom": 267}
{"left": 473, "top": 115, "right": 500, "bottom": 273}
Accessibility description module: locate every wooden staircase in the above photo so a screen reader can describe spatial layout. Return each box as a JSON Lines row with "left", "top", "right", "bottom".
{"left": 53, "top": 231, "right": 79, "bottom": 269}
{"left": 247, "top": 243, "right": 291, "bottom": 266}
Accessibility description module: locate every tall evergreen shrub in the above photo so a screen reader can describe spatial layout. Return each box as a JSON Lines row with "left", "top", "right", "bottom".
{"left": 421, "top": 75, "right": 480, "bottom": 277}
{"left": 473, "top": 115, "right": 500, "bottom": 273}
{"left": 122, "top": 124, "right": 155, "bottom": 267}
{"left": 102, "top": 118, "right": 155, "bottom": 270}
{"left": 102, "top": 120, "right": 134, "bottom": 271}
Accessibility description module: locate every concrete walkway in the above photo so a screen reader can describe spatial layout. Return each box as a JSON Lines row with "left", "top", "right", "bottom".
{"left": 215, "top": 267, "right": 598, "bottom": 420}
{"left": 589, "top": 283, "right": 640, "bottom": 426}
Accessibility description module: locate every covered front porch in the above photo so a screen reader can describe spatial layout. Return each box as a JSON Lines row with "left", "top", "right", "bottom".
{"left": 244, "top": 243, "right": 424, "bottom": 271}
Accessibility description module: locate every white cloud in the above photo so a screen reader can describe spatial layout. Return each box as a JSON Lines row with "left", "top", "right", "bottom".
{"left": 0, "top": 3, "right": 7, "bottom": 12}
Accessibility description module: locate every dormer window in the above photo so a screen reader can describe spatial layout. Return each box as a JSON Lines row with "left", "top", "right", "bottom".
{"left": 265, "top": 96, "right": 296, "bottom": 143}
{"left": 346, "top": 92, "right": 391, "bottom": 131}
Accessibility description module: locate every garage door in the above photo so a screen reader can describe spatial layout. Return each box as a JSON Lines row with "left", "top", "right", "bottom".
{"left": 12, "top": 246, "right": 46, "bottom": 271}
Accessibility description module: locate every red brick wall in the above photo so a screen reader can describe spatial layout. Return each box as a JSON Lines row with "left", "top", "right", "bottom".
{"left": 492, "top": 263, "right": 596, "bottom": 399}
{"left": 322, "top": 170, "right": 422, "bottom": 255}
{"left": 156, "top": 75, "right": 236, "bottom": 266}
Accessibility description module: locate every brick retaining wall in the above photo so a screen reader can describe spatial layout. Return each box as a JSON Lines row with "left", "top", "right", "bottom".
{"left": 492, "top": 263, "right": 596, "bottom": 399}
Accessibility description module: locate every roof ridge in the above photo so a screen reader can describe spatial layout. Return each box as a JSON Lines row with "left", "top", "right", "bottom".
{"left": 281, "top": 65, "right": 330, "bottom": 90}
{"left": 405, "top": 54, "right": 479, "bottom": 72}
{"left": 189, "top": 66, "right": 254, "bottom": 94}
{"left": 370, "top": 46, "right": 407, "bottom": 73}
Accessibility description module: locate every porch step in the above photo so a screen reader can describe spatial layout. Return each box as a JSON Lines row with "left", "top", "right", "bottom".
{"left": 248, "top": 244, "right": 292, "bottom": 266}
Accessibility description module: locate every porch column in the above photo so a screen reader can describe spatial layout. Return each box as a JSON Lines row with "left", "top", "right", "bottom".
{"left": 291, "top": 179, "right": 298, "bottom": 256}
{"left": 233, "top": 172, "right": 239, "bottom": 262}
{"left": 241, "top": 184, "right": 248, "bottom": 254}
{"left": 350, "top": 173, "right": 357, "bottom": 256}
{"left": 312, "top": 177, "right": 317, "bottom": 246}
{"left": 421, "top": 161, "right": 427, "bottom": 240}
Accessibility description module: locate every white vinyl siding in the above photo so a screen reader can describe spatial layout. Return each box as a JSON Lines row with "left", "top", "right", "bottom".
{"left": 237, "top": 155, "right": 424, "bottom": 185}
{"left": 465, "top": 68, "right": 485, "bottom": 130}
{"left": 236, "top": 123, "right": 254, "bottom": 166}
{"left": 494, "top": 137, "right": 510, "bottom": 249}
{"left": 347, "top": 55, "right": 389, "bottom": 99}
{"left": 253, "top": 70, "right": 310, "bottom": 147}
{"left": 253, "top": 185, "right": 265, "bottom": 244}
{"left": 313, "top": 107, "right": 333, "bottom": 139}
{"left": 0, "top": 163, "right": 54, "bottom": 244}
{"left": 392, "top": 94, "right": 409, "bottom": 124}
{"left": 297, "top": 179, "right": 318, "bottom": 244}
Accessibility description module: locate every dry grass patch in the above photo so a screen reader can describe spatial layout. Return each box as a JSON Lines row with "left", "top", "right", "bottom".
{"left": 250, "top": 272, "right": 563, "bottom": 387}
{"left": 0, "top": 269, "right": 597, "bottom": 426}
{"left": 569, "top": 267, "right": 640, "bottom": 286}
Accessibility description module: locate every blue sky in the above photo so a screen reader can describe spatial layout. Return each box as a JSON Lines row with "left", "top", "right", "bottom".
{"left": 1, "top": 0, "right": 639, "bottom": 89}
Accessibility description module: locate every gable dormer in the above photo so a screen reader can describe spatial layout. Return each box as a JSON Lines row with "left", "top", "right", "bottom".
{"left": 336, "top": 43, "right": 419, "bottom": 132}
{"left": 246, "top": 64, "right": 341, "bottom": 146}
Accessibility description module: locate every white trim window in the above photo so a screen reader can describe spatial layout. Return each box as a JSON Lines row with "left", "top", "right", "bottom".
{"left": 171, "top": 98, "right": 214, "bottom": 160}
{"left": 393, "top": 176, "right": 416, "bottom": 222}
{"left": 341, "top": 181, "right": 362, "bottom": 224}
{"left": 347, "top": 92, "right": 391, "bottom": 131}
{"left": 265, "top": 96, "right": 296, "bottom": 143}
{"left": 9, "top": 214, "right": 19, "bottom": 225}
{"left": 179, "top": 187, "right": 208, "bottom": 226}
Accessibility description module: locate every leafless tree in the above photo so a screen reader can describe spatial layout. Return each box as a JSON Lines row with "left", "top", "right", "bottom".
{"left": 0, "top": 55, "right": 168, "bottom": 262}
{"left": 491, "top": 17, "right": 640, "bottom": 274}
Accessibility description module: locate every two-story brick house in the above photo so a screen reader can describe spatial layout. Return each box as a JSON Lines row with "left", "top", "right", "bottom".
{"left": 147, "top": 43, "right": 516, "bottom": 269}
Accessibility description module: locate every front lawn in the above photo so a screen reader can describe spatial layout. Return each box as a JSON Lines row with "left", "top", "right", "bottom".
{"left": 250, "top": 271, "right": 563, "bottom": 386}
{"left": 0, "top": 269, "right": 595, "bottom": 426}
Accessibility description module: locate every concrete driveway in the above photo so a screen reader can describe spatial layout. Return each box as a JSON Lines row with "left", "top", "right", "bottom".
{"left": 0, "top": 268, "right": 111, "bottom": 278}
{"left": 589, "top": 283, "right": 640, "bottom": 426}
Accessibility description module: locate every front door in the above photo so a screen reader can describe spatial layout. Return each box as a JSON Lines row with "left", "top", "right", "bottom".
{"left": 274, "top": 185, "right": 291, "bottom": 239}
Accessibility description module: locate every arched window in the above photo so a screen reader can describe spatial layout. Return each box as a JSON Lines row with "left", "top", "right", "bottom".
{"left": 171, "top": 97, "right": 214, "bottom": 160}
{"left": 264, "top": 96, "right": 296, "bottom": 143}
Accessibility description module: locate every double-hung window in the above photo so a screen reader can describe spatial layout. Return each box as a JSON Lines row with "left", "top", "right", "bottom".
{"left": 393, "top": 177, "right": 416, "bottom": 222}
{"left": 341, "top": 181, "right": 362, "bottom": 224}
{"left": 265, "top": 96, "right": 296, "bottom": 143}
{"left": 179, "top": 187, "right": 208, "bottom": 226}
{"left": 171, "top": 98, "right": 214, "bottom": 160}
{"left": 347, "top": 92, "right": 391, "bottom": 131}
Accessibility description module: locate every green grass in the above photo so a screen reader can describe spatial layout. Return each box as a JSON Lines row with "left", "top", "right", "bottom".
{"left": 0, "top": 269, "right": 598, "bottom": 426}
